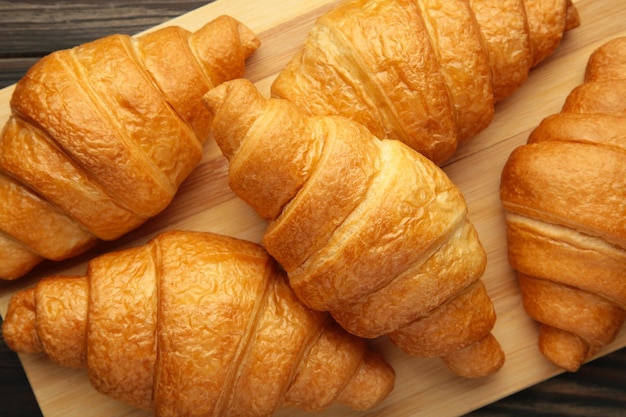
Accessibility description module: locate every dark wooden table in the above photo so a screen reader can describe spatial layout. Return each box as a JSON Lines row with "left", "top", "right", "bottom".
{"left": 0, "top": 1, "right": 625, "bottom": 416}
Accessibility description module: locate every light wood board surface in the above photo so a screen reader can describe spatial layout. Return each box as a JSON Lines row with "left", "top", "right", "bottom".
{"left": 0, "top": 0, "right": 625, "bottom": 416}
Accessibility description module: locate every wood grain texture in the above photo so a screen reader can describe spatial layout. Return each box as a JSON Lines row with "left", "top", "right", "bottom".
{"left": 0, "top": 1, "right": 625, "bottom": 416}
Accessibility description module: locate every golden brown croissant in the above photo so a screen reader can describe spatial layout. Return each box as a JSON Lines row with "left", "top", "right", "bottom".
{"left": 0, "top": 15, "right": 260, "bottom": 281}
{"left": 2, "top": 230, "right": 395, "bottom": 415}
{"left": 203, "top": 78, "right": 505, "bottom": 378}
{"left": 500, "top": 37, "right": 626, "bottom": 372}
{"left": 271, "top": 0, "right": 580, "bottom": 164}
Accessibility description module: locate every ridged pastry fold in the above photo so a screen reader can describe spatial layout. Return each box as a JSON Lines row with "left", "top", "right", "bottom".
{"left": 2, "top": 231, "right": 395, "bottom": 415}
{"left": 500, "top": 36, "right": 626, "bottom": 371}
{"left": 0, "top": 15, "right": 260, "bottom": 280}
{"left": 205, "top": 78, "right": 505, "bottom": 378}
{"left": 271, "top": 0, "right": 579, "bottom": 164}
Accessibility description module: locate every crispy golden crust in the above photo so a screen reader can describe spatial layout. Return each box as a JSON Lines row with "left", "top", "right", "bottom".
{"left": 0, "top": 172, "right": 97, "bottom": 260}
{"left": 332, "top": 221, "right": 486, "bottom": 338}
{"left": 0, "top": 232, "right": 42, "bottom": 280}
{"left": 263, "top": 117, "right": 379, "bottom": 272}
{"left": 528, "top": 112, "right": 626, "bottom": 150}
{"left": 501, "top": 141, "right": 626, "bottom": 248}
{"left": 87, "top": 243, "right": 158, "bottom": 409}
{"left": 520, "top": 275, "right": 626, "bottom": 348}
{"left": 34, "top": 277, "right": 89, "bottom": 369}
{"left": 287, "top": 138, "right": 468, "bottom": 311}
{"left": 205, "top": 78, "right": 503, "bottom": 378}
{"left": 0, "top": 16, "right": 260, "bottom": 280}
{"left": 520, "top": 275, "right": 626, "bottom": 372}
{"left": 585, "top": 36, "right": 626, "bottom": 81}
{"left": 0, "top": 117, "right": 145, "bottom": 240}
{"left": 500, "top": 37, "right": 626, "bottom": 371}
{"left": 470, "top": 0, "right": 533, "bottom": 101}
{"left": 2, "top": 231, "right": 395, "bottom": 414}
{"left": 389, "top": 280, "right": 496, "bottom": 358}
{"left": 442, "top": 333, "right": 506, "bottom": 378}
{"left": 271, "top": 0, "right": 579, "bottom": 164}
{"left": 2, "top": 287, "right": 41, "bottom": 353}
{"left": 524, "top": 0, "right": 576, "bottom": 65}
{"left": 415, "top": 0, "right": 494, "bottom": 143}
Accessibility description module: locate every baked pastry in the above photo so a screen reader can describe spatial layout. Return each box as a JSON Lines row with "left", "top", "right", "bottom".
{"left": 204, "top": 78, "right": 505, "bottom": 378}
{"left": 0, "top": 15, "right": 260, "bottom": 280}
{"left": 271, "top": 0, "right": 580, "bottom": 164}
{"left": 500, "top": 37, "right": 626, "bottom": 372}
{"left": 2, "top": 230, "right": 395, "bottom": 415}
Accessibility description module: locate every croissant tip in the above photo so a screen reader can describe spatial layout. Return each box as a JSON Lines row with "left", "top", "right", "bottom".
{"left": 565, "top": 0, "right": 581, "bottom": 31}
{"left": 3, "top": 287, "right": 42, "bottom": 354}
{"left": 337, "top": 350, "right": 396, "bottom": 411}
{"left": 202, "top": 83, "right": 227, "bottom": 116}
{"left": 206, "top": 15, "right": 260, "bottom": 57}
{"left": 538, "top": 325, "right": 590, "bottom": 372}
{"left": 237, "top": 22, "right": 261, "bottom": 56}
{"left": 203, "top": 78, "right": 258, "bottom": 116}
{"left": 442, "top": 333, "right": 506, "bottom": 378}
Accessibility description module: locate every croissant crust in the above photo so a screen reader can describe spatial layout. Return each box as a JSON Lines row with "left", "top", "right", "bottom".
{"left": 0, "top": 15, "right": 260, "bottom": 280}
{"left": 500, "top": 37, "right": 626, "bottom": 372}
{"left": 2, "top": 231, "right": 395, "bottom": 415}
{"left": 271, "top": 0, "right": 579, "bottom": 164}
{"left": 205, "top": 78, "right": 505, "bottom": 378}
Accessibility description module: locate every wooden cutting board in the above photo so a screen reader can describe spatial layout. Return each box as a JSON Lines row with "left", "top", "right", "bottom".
{"left": 1, "top": 0, "right": 625, "bottom": 416}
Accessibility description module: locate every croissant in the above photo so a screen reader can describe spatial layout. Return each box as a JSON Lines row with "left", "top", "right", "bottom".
{"left": 2, "top": 230, "right": 395, "bottom": 415}
{"left": 203, "top": 78, "right": 505, "bottom": 378}
{"left": 500, "top": 37, "right": 626, "bottom": 372}
{"left": 271, "top": 0, "right": 580, "bottom": 164}
{"left": 0, "top": 15, "right": 260, "bottom": 280}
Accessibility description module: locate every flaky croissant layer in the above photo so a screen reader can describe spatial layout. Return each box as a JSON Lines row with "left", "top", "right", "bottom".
{"left": 271, "top": 0, "right": 580, "bottom": 164}
{"left": 204, "top": 78, "right": 504, "bottom": 378}
{"left": 2, "top": 231, "right": 395, "bottom": 416}
{"left": 0, "top": 15, "right": 260, "bottom": 280}
{"left": 500, "top": 37, "right": 626, "bottom": 372}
